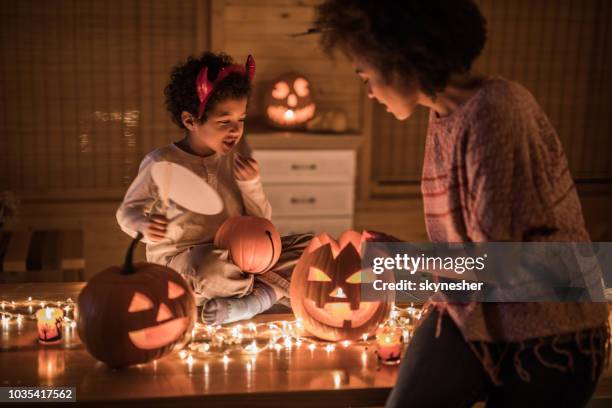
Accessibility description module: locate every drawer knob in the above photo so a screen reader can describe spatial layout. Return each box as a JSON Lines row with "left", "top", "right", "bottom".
{"left": 290, "top": 197, "right": 316, "bottom": 204}
{"left": 291, "top": 164, "right": 317, "bottom": 171}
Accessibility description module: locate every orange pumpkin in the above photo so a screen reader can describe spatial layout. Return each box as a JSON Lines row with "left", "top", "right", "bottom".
{"left": 265, "top": 72, "right": 316, "bottom": 129}
{"left": 214, "top": 216, "right": 282, "bottom": 274}
{"left": 77, "top": 232, "right": 196, "bottom": 368}
{"left": 290, "top": 230, "right": 392, "bottom": 341}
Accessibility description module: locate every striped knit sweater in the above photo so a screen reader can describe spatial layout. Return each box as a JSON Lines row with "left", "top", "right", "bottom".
{"left": 421, "top": 77, "right": 608, "bottom": 343}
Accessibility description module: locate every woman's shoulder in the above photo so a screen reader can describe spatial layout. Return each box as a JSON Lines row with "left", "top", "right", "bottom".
{"left": 462, "top": 77, "right": 543, "bottom": 134}
{"left": 471, "top": 76, "right": 539, "bottom": 118}
{"left": 461, "top": 77, "right": 549, "bottom": 151}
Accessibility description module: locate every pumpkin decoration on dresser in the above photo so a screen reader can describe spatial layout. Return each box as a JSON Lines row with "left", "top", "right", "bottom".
{"left": 214, "top": 216, "right": 282, "bottom": 274}
{"left": 290, "top": 230, "right": 393, "bottom": 342}
{"left": 265, "top": 72, "right": 316, "bottom": 129}
{"left": 77, "top": 232, "right": 196, "bottom": 368}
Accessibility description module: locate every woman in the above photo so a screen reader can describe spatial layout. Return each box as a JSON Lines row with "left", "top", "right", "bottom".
{"left": 314, "top": 1, "right": 609, "bottom": 406}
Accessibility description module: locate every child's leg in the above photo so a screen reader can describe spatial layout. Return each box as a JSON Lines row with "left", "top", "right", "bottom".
{"left": 200, "top": 234, "right": 313, "bottom": 325}
{"left": 258, "top": 233, "right": 314, "bottom": 300}
{"left": 167, "top": 244, "right": 254, "bottom": 306}
{"left": 201, "top": 280, "right": 277, "bottom": 325}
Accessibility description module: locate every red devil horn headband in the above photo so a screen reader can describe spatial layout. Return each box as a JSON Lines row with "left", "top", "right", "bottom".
{"left": 196, "top": 55, "right": 255, "bottom": 119}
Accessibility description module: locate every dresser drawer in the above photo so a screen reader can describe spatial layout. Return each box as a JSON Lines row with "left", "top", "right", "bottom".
{"left": 265, "top": 184, "right": 354, "bottom": 216}
{"left": 254, "top": 150, "right": 355, "bottom": 183}
{"left": 274, "top": 217, "right": 353, "bottom": 237}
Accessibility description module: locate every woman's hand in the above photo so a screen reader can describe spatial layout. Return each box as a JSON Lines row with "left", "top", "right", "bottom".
{"left": 144, "top": 214, "right": 168, "bottom": 242}
{"left": 233, "top": 154, "right": 261, "bottom": 182}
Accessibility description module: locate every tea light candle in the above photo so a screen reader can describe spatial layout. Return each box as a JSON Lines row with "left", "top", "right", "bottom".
{"left": 36, "top": 307, "right": 64, "bottom": 344}
{"left": 375, "top": 326, "right": 404, "bottom": 365}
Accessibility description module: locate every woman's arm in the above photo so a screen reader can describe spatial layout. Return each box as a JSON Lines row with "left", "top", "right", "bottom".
{"left": 464, "top": 97, "right": 563, "bottom": 242}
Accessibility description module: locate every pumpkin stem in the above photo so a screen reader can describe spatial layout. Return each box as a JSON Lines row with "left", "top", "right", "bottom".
{"left": 122, "top": 231, "right": 143, "bottom": 274}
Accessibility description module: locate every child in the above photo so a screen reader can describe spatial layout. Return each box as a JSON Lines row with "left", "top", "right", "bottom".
{"left": 116, "top": 52, "right": 299, "bottom": 324}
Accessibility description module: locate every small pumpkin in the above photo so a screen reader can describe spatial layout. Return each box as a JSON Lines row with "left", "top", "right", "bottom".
{"left": 77, "top": 232, "right": 196, "bottom": 368}
{"left": 290, "top": 230, "right": 392, "bottom": 342}
{"left": 214, "top": 216, "right": 282, "bottom": 274}
{"left": 265, "top": 72, "right": 316, "bottom": 129}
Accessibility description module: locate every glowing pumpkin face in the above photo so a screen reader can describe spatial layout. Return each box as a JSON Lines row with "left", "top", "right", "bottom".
{"left": 265, "top": 72, "right": 316, "bottom": 129}
{"left": 126, "top": 280, "right": 191, "bottom": 350}
{"left": 78, "top": 233, "right": 196, "bottom": 367}
{"left": 290, "top": 230, "right": 391, "bottom": 341}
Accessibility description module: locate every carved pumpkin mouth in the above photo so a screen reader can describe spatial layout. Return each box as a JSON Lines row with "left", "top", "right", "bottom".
{"left": 266, "top": 104, "right": 316, "bottom": 126}
{"left": 303, "top": 299, "right": 380, "bottom": 329}
{"left": 128, "top": 317, "right": 189, "bottom": 350}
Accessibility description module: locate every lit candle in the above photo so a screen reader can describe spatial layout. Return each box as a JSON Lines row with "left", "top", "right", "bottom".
{"left": 375, "top": 326, "right": 403, "bottom": 365}
{"left": 36, "top": 307, "right": 64, "bottom": 344}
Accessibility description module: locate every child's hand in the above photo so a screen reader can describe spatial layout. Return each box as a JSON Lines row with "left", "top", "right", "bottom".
{"left": 233, "top": 154, "right": 261, "bottom": 182}
{"left": 144, "top": 214, "right": 168, "bottom": 242}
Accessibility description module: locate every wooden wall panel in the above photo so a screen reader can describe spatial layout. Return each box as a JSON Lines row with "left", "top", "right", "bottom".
{"left": 369, "top": 0, "right": 612, "bottom": 193}
{"left": 210, "top": 0, "right": 363, "bottom": 133}
{"left": 0, "top": 0, "right": 209, "bottom": 198}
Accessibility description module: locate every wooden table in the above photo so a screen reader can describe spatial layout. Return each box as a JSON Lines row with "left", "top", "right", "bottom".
{"left": 1, "top": 283, "right": 611, "bottom": 407}
{"left": 0, "top": 283, "right": 397, "bottom": 407}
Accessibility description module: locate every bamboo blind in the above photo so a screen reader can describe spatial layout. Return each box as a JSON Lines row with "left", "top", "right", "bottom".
{"left": 372, "top": 0, "right": 612, "bottom": 187}
{"left": 0, "top": 0, "right": 209, "bottom": 197}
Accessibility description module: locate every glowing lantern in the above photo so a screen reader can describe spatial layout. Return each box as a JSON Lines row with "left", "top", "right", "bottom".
{"left": 77, "top": 233, "right": 196, "bottom": 368}
{"left": 265, "top": 72, "right": 316, "bottom": 129}
{"left": 289, "top": 230, "right": 392, "bottom": 341}
{"left": 214, "top": 216, "right": 282, "bottom": 274}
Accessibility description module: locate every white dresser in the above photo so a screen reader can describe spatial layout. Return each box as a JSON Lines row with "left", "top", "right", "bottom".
{"left": 252, "top": 146, "right": 357, "bottom": 237}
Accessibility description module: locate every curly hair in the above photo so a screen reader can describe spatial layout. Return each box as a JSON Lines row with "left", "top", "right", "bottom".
{"left": 164, "top": 52, "right": 251, "bottom": 129}
{"left": 314, "top": 0, "right": 487, "bottom": 96}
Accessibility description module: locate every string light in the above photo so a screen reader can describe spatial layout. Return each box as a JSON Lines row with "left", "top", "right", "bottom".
{"left": 0, "top": 296, "right": 423, "bottom": 366}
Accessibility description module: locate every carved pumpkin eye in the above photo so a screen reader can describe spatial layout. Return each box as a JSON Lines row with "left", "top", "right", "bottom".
{"left": 128, "top": 292, "right": 154, "bottom": 313}
{"left": 293, "top": 78, "right": 310, "bottom": 97}
{"left": 308, "top": 267, "right": 332, "bottom": 282}
{"left": 346, "top": 271, "right": 362, "bottom": 284}
{"left": 168, "top": 281, "right": 185, "bottom": 299}
{"left": 272, "top": 81, "right": 290, "bottom": 99}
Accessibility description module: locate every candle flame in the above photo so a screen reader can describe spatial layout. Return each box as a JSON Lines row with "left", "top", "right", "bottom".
{"left": 284, "top": 109, "right": 295, "bottom": 121}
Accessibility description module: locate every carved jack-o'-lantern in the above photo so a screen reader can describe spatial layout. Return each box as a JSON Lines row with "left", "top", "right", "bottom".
{"left": 77, "top": 233, "right": 196, "bottom": 368}
{"left": 214, "top": 216, "right": 282, "bottom": 274}
{"left": 265, "top": 72, "right": 316, "bottom": 129}
{"left": 290, "top": 230, "right": 392, "bottom": 341}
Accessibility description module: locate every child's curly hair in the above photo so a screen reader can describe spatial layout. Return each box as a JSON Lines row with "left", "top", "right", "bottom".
{"left": 164, "top": 52, "right": 251, "bottom": 129}
{"left": 314, "top": 0, "right": 487, "bottom": 97}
